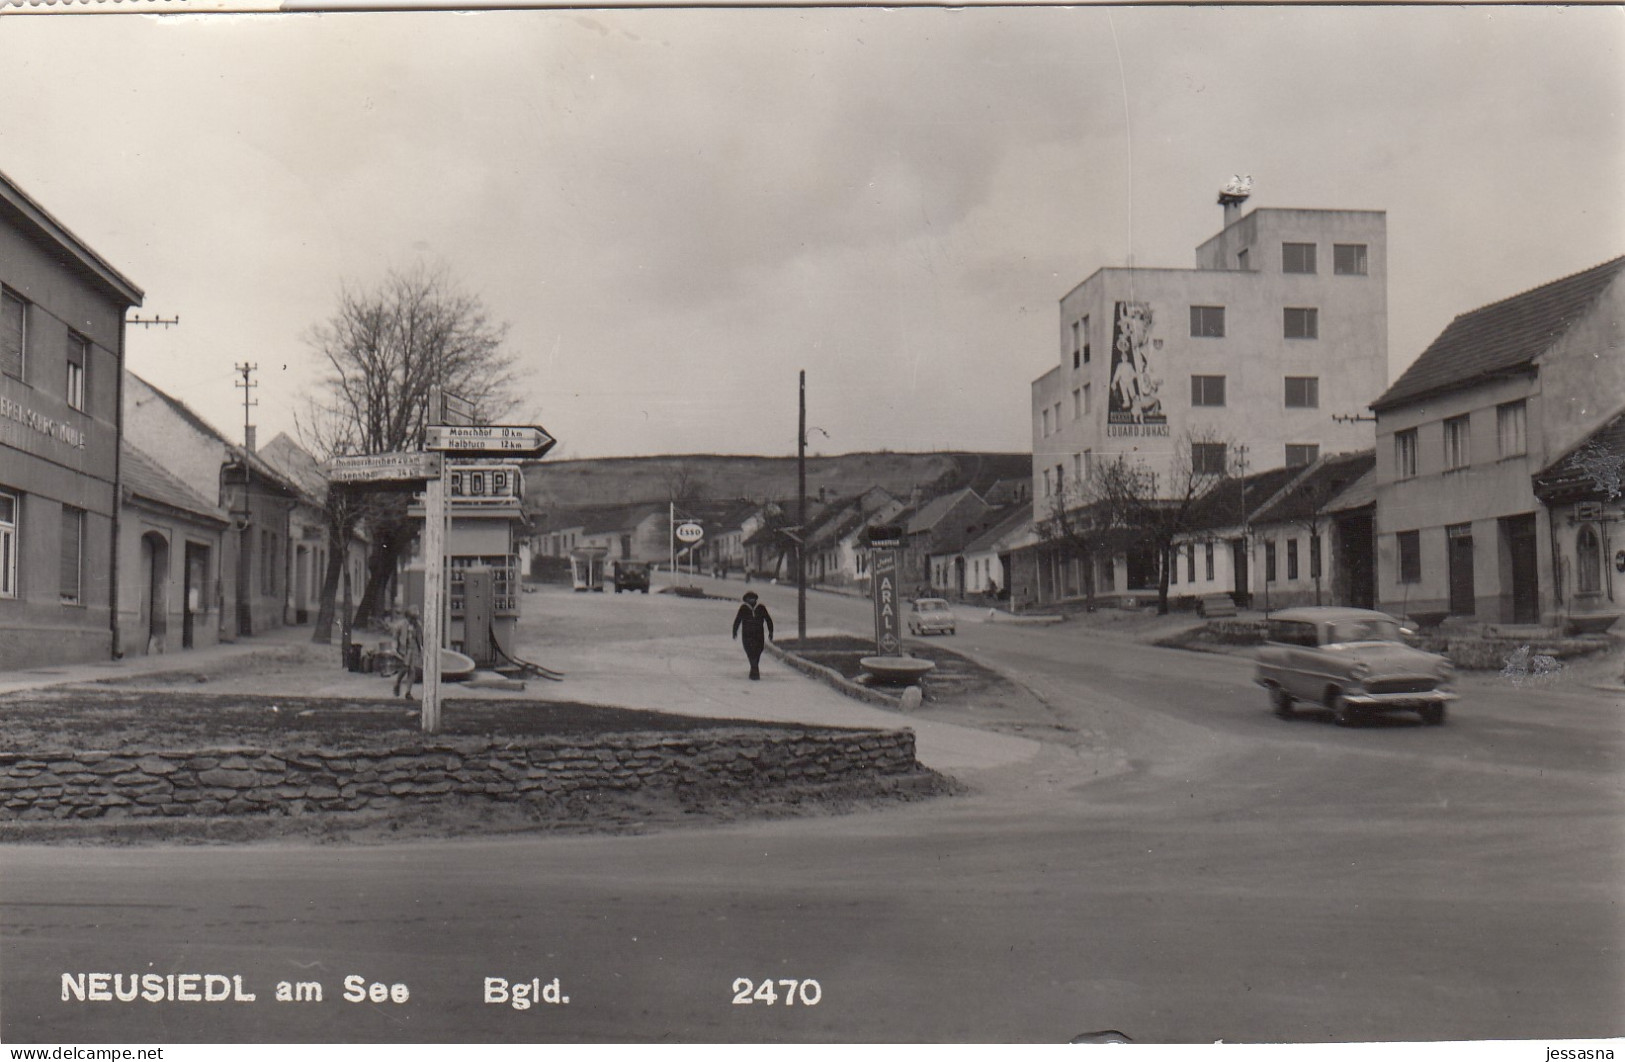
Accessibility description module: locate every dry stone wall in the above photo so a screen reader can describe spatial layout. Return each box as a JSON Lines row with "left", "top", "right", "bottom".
{"left": 0, "top": 727, "right": 920, "bottom": 821}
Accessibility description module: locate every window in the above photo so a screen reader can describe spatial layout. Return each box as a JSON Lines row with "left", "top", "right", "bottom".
{"left": 59, "top": 506, "right": 84, "bottom": 605}
{"left": 66, "top": 334, "right": 89, "bottom": 412}
{"left": 1191, "top": 375, "right": 1226, "bottom": 407}
{"left": 1072, "top": 452, "right": 1085, "bottom": 483}
{"left": 1072, "top": 388, "right": 1082, "bottom": 420}
{"left": 1444, "top": 415, "right": 1471, "bottom": 470}
{"left": 1310, "top": 533, "right": 1322, "bottom": 580}
{"left": 1041, "top": 408, "right": 1051, "bottom": 436}
{"left": 1055, "top": 463, "right": 1065, "bottom": 495}
{"left": 1, "top": 289, "right": 26, "bottom": 381}
{"left": 1071, "top": 321, "right": 1081, "bottom": 369}
{"left": 1042, "top": 468, "right": 1053, "bottom": 497}
{"left": 1186, "top": 543, "right": 1196, "bottom": 583}
{"left": 1265, "top": 540, "right": 1277, "bottom": 582}
{"left": 1287, "top": 539, "right": 1300, "bottom": 580}
{"left": 1072, "top": 316, "right": 1091, "bottom": 366}
{"left": 1190, "top": 305, "right": 1226, "bottom": 338}
{"left": 1205, "top": 542, "right": 1215, "bottom": 581}
{"left": 1282, "top": 242, "right": 1317, "bottom": 274}
{"left": 1082, "top": 383, "right": 1091, "bottom": 415}
{"left": 1054, "top": 403, "right": 1062, "bottom": 431}
{"left": 1236, "top": 248, "right": 1249, "bottom": 270}
{"left": 1395, "top": 428, "right": 1418, "bottom": 479}
{"left": 1334, "top": 244, "right": 1368, "bottom": 276}
{"left": 1285, "top": 443, "right": 1319, "bottom": 467}
{"left": 1284, "top": 307, "right": 1318, "bottom": 339}
{"left": 1397, "top": 530, "right": 1421, "bottom": 584}
{"left": 1577, "top": 525, "right": 1602, "bottom": 595}
{"left": 1170, "top": 549, "right": 1178, "bottom": 585}
{"left": 1284, "top": 376, "right": 1319, "bottom": 408}
{"left": 0, "top": 490, "right": 16, "bottom": 598}
{"left": 1191, "top": 442, "right": 1227, "bottom": 476}
{"left": 1497, "top": 400, "right": 1527, "bottom": 457}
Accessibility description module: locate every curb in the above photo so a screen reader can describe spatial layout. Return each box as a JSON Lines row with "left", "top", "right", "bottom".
{"left": 765, "top": 642, "right": 903, "bottom": 710}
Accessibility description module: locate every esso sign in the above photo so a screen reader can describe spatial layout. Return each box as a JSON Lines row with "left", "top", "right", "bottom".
{"left": 675, "top": 522, "right": 704, "bottom": 543}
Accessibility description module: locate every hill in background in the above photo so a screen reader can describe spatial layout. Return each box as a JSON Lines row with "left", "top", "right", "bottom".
{"left": 522, "top": 452, "right": 1031, "bottom": 514}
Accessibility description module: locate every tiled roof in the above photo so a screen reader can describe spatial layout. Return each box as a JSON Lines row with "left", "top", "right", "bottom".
{"left": 122, "top": 442, "right": 228, "bottom": 524}
{"left": 962, "top": 505, "right": 1033, "bottom": 554}
{"left": 1373, "top": 256, "right": 1625, "bottom": 412}
{"left": 1533, "top": 405, "right": 1625, "bottom": 503}
{"left": 906, "top": 487, "right": 983, "bottom": 534}
{"left": 1251, "top": 451, "right": 1377, "bottom": 525}
{"left": 1185, "top": 466, "right": 1304, "bottom": 532}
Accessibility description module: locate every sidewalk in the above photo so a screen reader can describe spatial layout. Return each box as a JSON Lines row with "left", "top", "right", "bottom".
{"left": 0, "top": 623, "right": 316, "bottom": 698}
{"left": 0, "top": 600, "right": 1043, "bottom": 775}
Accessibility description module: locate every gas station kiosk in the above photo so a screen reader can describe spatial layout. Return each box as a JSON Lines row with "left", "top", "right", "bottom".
{"left": 406, "top": 463, "right": 526, "bottom": 668}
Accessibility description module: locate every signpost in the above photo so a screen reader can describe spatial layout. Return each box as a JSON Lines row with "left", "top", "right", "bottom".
{"left": 324, "top": 451, "right": 443, "bottom": 485}
{"left": 417, "top": 409, "right": 556, "bottom": 733}
{"left": 424, "top": 424, "right": 556, "bottom": 458}
{"left": 866, "top": 525, "right": 904, "bottom": 655}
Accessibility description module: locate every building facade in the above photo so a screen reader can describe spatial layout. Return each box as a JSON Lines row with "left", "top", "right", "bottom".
{"left": 0, "top": 171, "right": 143, "bottom": 669}
{"left": 117, "top": 442, "right": 229, "bottom": 655}
{"left": 1032, "top": 192, "right": 1386, "bottom": 565}
{"left": 1371, "top": 256, "right": 1625, "bottom": 626}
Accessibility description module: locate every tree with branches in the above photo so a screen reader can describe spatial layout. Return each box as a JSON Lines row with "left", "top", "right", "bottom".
{"left": 300, "top": 263, "right": 518, "bottom": 635}
{"left": 1042, "top": 434, "right": 1234, "bottom": 615}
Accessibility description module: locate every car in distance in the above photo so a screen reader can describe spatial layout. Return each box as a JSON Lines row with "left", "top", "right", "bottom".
{"left": 907, "top": 597, "right": 957, "bottom": 636}
{"left": 612, "top": 561, "right": 651, "bottom": 594}
{"left": 1254, "top": 606, "right": 1456, "bottom": 726}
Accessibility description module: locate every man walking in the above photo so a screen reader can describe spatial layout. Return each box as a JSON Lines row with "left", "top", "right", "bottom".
{"left": 731, "top": 591, "right": 775, "bottom": 680}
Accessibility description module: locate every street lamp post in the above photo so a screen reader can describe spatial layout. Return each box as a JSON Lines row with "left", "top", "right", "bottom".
{"left": 798, "top": 370, "right": 807, "bottom": 642}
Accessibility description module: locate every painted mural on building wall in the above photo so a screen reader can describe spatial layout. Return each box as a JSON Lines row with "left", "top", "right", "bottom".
{"left": 1108, "top": 301, "right": 1168, "bottom": 436}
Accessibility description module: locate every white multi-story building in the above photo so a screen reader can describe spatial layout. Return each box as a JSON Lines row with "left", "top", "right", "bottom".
{"left": 1026, "top": 185, "right": 1387, "bottom": 596}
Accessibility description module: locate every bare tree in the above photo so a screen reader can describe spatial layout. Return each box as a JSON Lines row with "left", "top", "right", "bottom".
{"left": 1087, "top": 434, "right": 1234, "bottom": 615}
{"left": 301, "top": 263, "right": 518, "bottom": 632}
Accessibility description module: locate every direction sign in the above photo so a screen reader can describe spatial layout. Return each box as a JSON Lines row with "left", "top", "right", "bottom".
{"left": 324, "top": 451, "right": 443, "bottom": 484}
{"left": 424, "top": 424, "right": 556, "bottom": 457}
{"left": 675, "top": 521, "right": 704, "bottom": 543}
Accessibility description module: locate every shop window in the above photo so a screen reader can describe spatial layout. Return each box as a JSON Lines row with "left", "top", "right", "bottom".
{"left": 0, "top": 490, "right": 16, "bottom": 598}
{"left": 60, "top": 506, "right": 84, "bottom": 604}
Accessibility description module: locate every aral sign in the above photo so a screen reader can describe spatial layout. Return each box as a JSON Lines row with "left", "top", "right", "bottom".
{"left": 871, "top": 549, "right": 900, "bottom": 654}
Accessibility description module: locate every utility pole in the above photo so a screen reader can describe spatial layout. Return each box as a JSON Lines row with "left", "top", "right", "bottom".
{"left": 798, "top": 370, "right": 807, "bottom": 642}
{"left": 234, "top": 362, "right": 259, "bottom": 451}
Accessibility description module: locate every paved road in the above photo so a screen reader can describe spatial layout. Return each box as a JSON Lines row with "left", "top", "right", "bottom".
{"left": 2, "top": 579, "right": 1621, "bottom": 1044}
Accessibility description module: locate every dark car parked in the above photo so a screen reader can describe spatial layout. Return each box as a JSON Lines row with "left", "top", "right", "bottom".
{"left": 612, "top": 561, "right": 651, "bottom": 594}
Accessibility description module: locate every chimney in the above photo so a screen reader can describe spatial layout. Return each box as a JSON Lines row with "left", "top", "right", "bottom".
{"left": 244, "top": 425, "right": 257, "bottom": 453}
{"left": 1218, "top": 175, "right": 1253, "bottom": 227}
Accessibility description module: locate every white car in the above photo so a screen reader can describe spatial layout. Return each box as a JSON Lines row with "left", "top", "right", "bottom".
{"left": 1254, "top": 606, "right": 1457, "bottom": 726}
{"left": 907, "top": 598, "right": 957, "bottom": 636}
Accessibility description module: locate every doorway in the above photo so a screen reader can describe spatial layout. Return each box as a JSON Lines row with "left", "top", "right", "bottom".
{"left": 183, "top": 542, "right": 208, "bottom": 650}
{"left": 1504, "top": 514, "right": 1539, "bottom": 624}
{"left": 140, "top": 531, "right": 170, "bottom": 654}
{"left": 1231, "top": 538, "right": 1250, "bottom": 607}
{"left": 1447, "top": 524, "right": 1476, "bottom": 616}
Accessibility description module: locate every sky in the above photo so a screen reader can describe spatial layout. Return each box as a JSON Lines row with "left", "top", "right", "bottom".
{"left": 0, "top": 5, "right": 1621, "bottom": 461}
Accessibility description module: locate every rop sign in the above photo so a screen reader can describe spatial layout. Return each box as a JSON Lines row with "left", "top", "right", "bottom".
{"left": 674, "top": 522, "right": 704, "bottom": 543}
{"left": 871, "top": 549, "right": 900, "bottom": 654}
